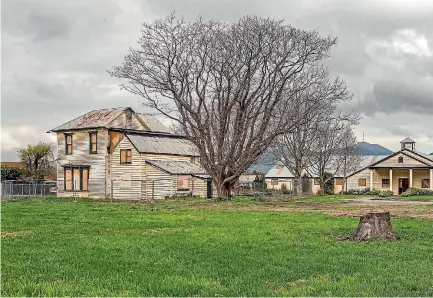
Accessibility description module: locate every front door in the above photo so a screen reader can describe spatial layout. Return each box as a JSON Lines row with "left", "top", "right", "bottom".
{"left": 206, "top": 180, "right": 212, "bottom": 199}
{"left": 399, "top": 178, "right": 409, "bottom": 194}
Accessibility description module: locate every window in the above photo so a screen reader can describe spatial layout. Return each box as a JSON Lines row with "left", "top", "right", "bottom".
{"left": 120, "top": 149, "right": 132, "bottom": 164}
{"left": 382, "top": 179, "right": 390, "bottom": 187}
{"left": 314, "top": 179, "right": 320, "bottom": 185}
{"left": 398, "top": 156, "right": 403, "bottom": 163}
{"left": 177, "top": 175, "right": 190, "bottom": 190}
{"left": 89, "top": 132, "right": 97, "bottom": 154}
{"left": 271, "top": 179, "right": 278, "bottom": 185}
{"left": 65, "top": 134, "right": 72, "bottom": 155}
{"left": 64, "top": 166, "right": 89, "bottom": 191}
{"left": 358, "top": 179, "right": 366, "bottom": 186}
{"left": 422, "top": 179, "right": 430, "bottom": 188}
{"left": 335, "top": 178, "right": 343, "bottom": 185}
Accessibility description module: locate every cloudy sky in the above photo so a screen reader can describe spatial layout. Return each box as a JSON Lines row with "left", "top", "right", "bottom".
{"left": 2, "top": 0, "right": 433, "bottom": 160}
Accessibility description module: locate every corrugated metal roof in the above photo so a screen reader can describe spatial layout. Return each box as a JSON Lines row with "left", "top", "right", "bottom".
{"left": 145, "top": 159, "right": 208, "bottom": 175}
{"left": 412, "top": 151, "right": 433, "bottom": 164}
{"left": 50, "top": 108, "right": 172, "bottom": 133}
{"left": 371, "top": 164, "right": 430, "bottom": 168}
{"left": 127, "top": 133, "right": 199, "bottom": 156}
{"left": 265, "top": 166, "right": 295, "bottom": 178}
{"left": 50, "top": 108, "right": 125, "bottom": 131}
{"left": 136, "top": 113, "right": 171, "bottom": 133}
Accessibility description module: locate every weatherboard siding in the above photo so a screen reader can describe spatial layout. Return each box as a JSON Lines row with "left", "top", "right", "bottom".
{"left": 402, "top": 151, "right": 433, "bottom": 165}
{"left": 346, "top": 169, "right": 370, "bottom": 191}
{"left": 145, "top": 164, "right": 174, "bottom": 200}
{"left": 110, "top": 137, "right": 142, "bottom": 200}
{"left": 108, "top": 110, "right": 148, "bottom": 131}
{"left": 265, "top": 178, "right": 294, "bottom": 190}
{"left": 56, "top": 129, "right": 107, "bottom": 198}
{"left": 374, "top": 153, "right": 426, "bottom": 167}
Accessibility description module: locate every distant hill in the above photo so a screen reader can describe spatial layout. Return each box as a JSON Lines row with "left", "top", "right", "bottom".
{"left": 354, "top": 142, "right": 393, "bottom": 155}
{"left": 247, "top": 152, "right": 277, "bottom": 174}
{"left": 247, "top": 142, "right": 393, "bottom": 174}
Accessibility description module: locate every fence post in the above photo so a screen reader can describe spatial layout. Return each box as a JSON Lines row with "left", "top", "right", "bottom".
{"left": 191, "top": 178, "right": 194, "bottom": 199}
{"left": 110, "top": 179, "right": 114, "bottom": 202}
{"left": 152, "top": 180, "right": 155, "bottom": 201}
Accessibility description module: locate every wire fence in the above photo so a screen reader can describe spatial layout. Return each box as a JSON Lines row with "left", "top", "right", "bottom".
{"left": 234, "top": 177, "right": 313, "bottom": 198}
{"left": 1, "top": 180, "right": 57, "bottom": 201}
{"left": 1, "top": 177, "right": 314, "bottom": 201}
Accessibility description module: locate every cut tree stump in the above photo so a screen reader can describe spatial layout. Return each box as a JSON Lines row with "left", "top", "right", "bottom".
{"left": 348, "top": 212, "right": 400, "bottom": 241}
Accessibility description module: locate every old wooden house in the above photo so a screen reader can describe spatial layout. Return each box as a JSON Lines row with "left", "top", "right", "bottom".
{"left": 49, "top": 107, "right": 211, "bottom": 200}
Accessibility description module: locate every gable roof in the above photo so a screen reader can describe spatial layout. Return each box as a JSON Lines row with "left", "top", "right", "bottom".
{"left": 126, "top": 133, "right": 199, "bottom": 157}
{"left": 145, "top": 159, "right": 207, "bottom": 175}
{"left": 265, "top": 166, "right": 295, "bottom": 178}
{"left": 50, "top": 108, "right": 125, "bottom": 132}
{"left": 49, "top": 107, "right": 170, "bottom": 133}
{"left": 136, "top": 113, "right": 171, "bottom": 133}
{"left": 347, "top": 150, "right": 432, "bottom": 177}
{"left": 400, "top": 137, "right": 415, "bottom": 143}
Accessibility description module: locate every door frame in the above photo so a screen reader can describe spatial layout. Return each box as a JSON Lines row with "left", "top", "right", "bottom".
{"left": 398, "top": 177, "right": 410, "bottom": 194}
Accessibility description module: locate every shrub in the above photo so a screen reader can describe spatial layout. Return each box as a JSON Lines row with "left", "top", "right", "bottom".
{"left": 378, "top": 190, "right": 393, "bottom": 197}
{"left": 1, "top": 165, "right": 24, "bottom": 181}
{"left": 400, "top": 188, "right": 433, "bottom": 197}
{"left": 343, "top": 189, "right": 380, "bottom": 195}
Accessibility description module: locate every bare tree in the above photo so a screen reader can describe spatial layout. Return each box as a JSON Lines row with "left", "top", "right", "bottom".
{"left": 272, "top": 67, "right": 352, "bottom": 195}
{"left": 306, "top": 114, "right": 360, "bottom": 194}
{"left": 111, "top": 14, "right": 337, "bottom": 199}
{"left": 339, "top": 128, "right": 365, "bottom": 193}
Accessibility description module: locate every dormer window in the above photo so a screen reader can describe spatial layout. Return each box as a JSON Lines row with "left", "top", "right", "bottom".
{"left": 398, "top": 156, "right": 403, "bottom": 163}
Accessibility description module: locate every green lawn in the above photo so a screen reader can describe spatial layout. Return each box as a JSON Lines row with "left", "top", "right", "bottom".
{"left": 231, "top": 194, "right": 357, "bottom": 203}
{"left": 394, "top": 196, "right": 433, "bottom": 202}
{"left": 2, "top": 197, "right": 433, "bottom": 296}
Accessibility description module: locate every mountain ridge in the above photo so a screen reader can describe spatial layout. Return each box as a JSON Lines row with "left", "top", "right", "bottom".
{"left": 248, "top": 141, "right": 394, "bottom": 173}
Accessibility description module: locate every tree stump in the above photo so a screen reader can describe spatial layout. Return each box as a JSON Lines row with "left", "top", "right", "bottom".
{"left": 349, "top": 212, "right": 400, "bottom": 241}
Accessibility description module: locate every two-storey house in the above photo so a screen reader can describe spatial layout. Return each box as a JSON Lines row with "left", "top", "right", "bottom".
{"left": 49, "top": 107, "right": 211, "bottom": 200}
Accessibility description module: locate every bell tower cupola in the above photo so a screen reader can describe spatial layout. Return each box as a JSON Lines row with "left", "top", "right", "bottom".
{"left": 400, "top": 137, "right": 416, "bottom": 151}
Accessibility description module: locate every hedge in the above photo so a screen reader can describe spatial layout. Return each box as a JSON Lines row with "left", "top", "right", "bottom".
{"left": 400, "top": 188, "right": 433, "bottom": 197}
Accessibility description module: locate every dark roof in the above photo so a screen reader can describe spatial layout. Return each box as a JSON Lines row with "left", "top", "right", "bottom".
{"left": 400, "top": 137, "right": 415, "bottom": 143}
{"left": 1, "top": 162, "right": 25, "bottom": 168}
{"left": 49, "top": 107, "right": 170, "bottom": 133}
{"left": 145, "top": 159, "right": 208, "bottom": 175}
{"left": 50, "top": 108, "right": 125, "bottom": 132}
{"left": 126, "top": 133, "right": 199, "bottom": 156}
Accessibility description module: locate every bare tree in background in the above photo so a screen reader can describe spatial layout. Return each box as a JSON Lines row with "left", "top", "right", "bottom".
{"left": 272, "top": 67, "right": 352, "bottom": 195}
{"left": 339, "top": 128, "right": 365, "bottom": 193}
{"left": 307, "top": 114, "right": 360, "bottom": 194}
{"left": 111, "top": 14, "right": 338, "bottom": 199}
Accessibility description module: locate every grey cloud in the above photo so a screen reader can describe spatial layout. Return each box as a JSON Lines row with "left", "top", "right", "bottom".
{"left": 2, "top": 0, "right": 433, "bottom": 161}
{"left": 356, "top": 80, "right": 433, "bottom": 116}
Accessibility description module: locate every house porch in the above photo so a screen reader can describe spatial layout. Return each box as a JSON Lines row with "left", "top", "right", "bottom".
{"left": 369, "top": 168, "right": 433, "bottom": 195}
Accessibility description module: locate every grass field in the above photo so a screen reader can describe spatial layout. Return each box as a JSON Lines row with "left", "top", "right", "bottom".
{"left": 391, "top": 195, "right": 433, "bottom": 201}
{"left": 2, "top": 196, "right": 433, "bottom": 296}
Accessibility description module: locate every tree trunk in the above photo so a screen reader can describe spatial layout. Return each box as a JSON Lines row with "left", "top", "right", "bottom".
{"left": 215, "top": 179, "right": 231, "bottom": 200}
{"left": 349, "top": 212, "right": 400, "bottom": 241}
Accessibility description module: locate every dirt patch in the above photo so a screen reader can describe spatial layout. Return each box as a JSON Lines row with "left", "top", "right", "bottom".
{"left": 183, "top": 200, "right": 433, "bottom": 219}
{"left": 1, "top": 231, "right": 32, "bottom": 238}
